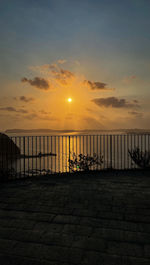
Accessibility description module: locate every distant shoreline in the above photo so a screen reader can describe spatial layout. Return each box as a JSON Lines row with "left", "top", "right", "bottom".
{"left": 5, "top": 128, "right": 150, "bottom": 134}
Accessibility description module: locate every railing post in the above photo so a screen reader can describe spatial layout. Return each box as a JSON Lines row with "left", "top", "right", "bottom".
{"left": 110, "top": 135, "right": 112, "bottom": 169}
{"left": 23, "top": 137, "right": 25, "bottom": 177}
{"left": 69, "top": 135, "right": 70, "bottom": 172}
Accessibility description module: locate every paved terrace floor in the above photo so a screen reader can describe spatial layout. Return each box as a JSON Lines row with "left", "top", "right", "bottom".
{"left": 0, "top": 170, "right": 150, "bottom": 265}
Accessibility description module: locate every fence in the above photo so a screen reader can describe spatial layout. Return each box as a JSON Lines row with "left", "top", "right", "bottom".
{"left": 0, "top": 134, "right": 150, "bottom": 179}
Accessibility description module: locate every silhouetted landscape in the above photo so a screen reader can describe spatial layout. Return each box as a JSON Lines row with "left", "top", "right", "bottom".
{"left": 0, "top": 0, "right": 150, "bottom": 264}
{"left": 5, "top": 128, "right": 150, "bottom": 135}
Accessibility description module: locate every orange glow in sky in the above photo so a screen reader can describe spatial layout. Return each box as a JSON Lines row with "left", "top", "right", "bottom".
{"left": 0, "top": 1, "right": 150, "bottom": 131}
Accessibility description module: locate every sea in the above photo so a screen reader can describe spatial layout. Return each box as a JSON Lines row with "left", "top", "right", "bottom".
{"left": 4, "top": 130, "right": 150, "bottom": 175}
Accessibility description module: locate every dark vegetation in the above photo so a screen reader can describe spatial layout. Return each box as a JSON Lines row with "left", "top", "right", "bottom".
{"left": 69, "top": 153, "right": 103, "bottom": 172}
{"left": 0, "top": 167, "right": 17, "bottom": 180}
{"left": 128, "top": 147, "right": 150, "bottom": 169}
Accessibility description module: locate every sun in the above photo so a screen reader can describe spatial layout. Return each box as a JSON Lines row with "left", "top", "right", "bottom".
{"left": 67, "top": 98, "right": 72, "bottom": 103}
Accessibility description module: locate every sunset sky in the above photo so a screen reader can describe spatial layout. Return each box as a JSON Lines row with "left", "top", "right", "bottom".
{"left": 0, "top": 0, "right": 150, "bottom": 130}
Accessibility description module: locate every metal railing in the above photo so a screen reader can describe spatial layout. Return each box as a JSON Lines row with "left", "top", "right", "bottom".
{"left": 0, "top": 134, "right": 150, "bottom": 179}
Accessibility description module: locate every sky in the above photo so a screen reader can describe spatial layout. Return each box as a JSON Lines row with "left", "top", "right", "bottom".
{"left": 0, "top": 0, "right": 150, "bottom": 130}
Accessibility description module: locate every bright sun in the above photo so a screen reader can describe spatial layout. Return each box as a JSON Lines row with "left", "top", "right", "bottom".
{"left": 67, "top": 98, "right": 72, "bottom": 103}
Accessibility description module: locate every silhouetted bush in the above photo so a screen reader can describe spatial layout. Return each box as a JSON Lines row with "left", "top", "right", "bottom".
{"left": 69, "top": 153, "right": 103, "bottom": 172}
{"left": 128, "top": 147, "right": 150, "bottom": 169}
{"left": 0, "top": 167, "right": 17, "bottom": 181}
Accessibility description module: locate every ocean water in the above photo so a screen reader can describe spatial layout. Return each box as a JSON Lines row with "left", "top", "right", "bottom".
{"left": 5, "top": 131, "right": 150, "bottom": 175}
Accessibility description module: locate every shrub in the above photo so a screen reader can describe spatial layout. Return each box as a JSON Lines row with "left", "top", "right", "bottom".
{"left": 69, "top": 153, "right": 103, "bottom": 172}
{"left": 128, "top": 147, "right": 150, "bottom": 169}
{"left": 0, "top": 167, "right": 17, "bottom": 181}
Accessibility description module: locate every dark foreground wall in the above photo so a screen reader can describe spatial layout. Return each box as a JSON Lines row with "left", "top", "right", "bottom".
{"left": 0, "top": 170, "right": 150, "bottom": 265}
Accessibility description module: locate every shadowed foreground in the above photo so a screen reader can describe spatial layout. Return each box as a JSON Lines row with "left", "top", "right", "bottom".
{"left": 0, "top": 170, "right": 150, "bottom": 265}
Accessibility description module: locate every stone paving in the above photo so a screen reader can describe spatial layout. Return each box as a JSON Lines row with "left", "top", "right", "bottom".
{"left": 0, "top": 170, "right": 150, "bottom": 265}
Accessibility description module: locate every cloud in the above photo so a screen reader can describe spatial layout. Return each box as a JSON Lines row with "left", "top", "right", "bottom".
{"left": 0, "top": 107, "right": 17, "bottom": 112}
{"left": 40, "top": 115, "right": 58, "bottom": 121}
{"left": 28, "top": 62, "right": 113, "bottom": 91}
{"left": 60, "top": 69, "right": 74, "bottom": 78}
{"left": 18, "top": 96, "right": 35, "bottom": 103}
{"left": 0, "top": 106, "right": 28, "bottom": 113}
{"left": 83, "top": 80, "right": 113, "bottom": 90}
{"left": 92, "top": 97, "right": 140, "bottom": 108}
{"left": 29, "top": 64, "right": 57, "bottom": 72}
{"left": 21, "top": 77, "right": 50, "bottom": 90}
{"left": 57, "top": 59, "right": 66, "bottom": 64}
{"left": 18, "top": 108, "right": 28, "bottom": 114}
{"left": 13, "top": 96, "right": 34, "bottom": 103}
{"left": 128, "top": 111, "right": 143, "bottom": 118}
{"left": 23, "top": 113, "right": 39, "bottom": 120}
{"left": 39, "top": 110, "right": 51, "bottom": 115}
{"left": 51, "top": 68, "right": 75, "bottom": 86}
{"left": 48, "top": 64, "right": 57, "bottom": 70}
{"left": 133, "top": 99, "right": 138, "bottom": 104}
{"left": 24, "top": 113, "right": 58, "bottom": 121}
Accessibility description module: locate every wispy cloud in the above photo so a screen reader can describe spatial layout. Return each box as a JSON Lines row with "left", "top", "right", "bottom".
{"left": 39, "top": 110, "right": 51, "bottom": 115}
{"left": 83, "top": 80, "right": 114, "bottom": 90}
{"left": 19, "top": 96, "right": 35, "bottom": 102}
{"left": 0, "top": 106, "right": 28, "bottom": 113}
{"left": 21, "top": 77, "right": 50, "bottom": 90}
{"left": 13, "top": 96, "right": 35, "bottom": 103}
{"left": 27, "top": 61, "right": 114, "bottom": 91}
{"left": 57, "top": 59, "right": 67, "bottom": 64}
{"left": 51, "top": 68, "right": 75, "bottom": 86}
{"left": 23, "top": 113, "right": 39, "bottom": 120}
{"left": 128, "top": 111, "right": 143, "bottom": 118}
{"left": 84, "top": 80, "right": 107, "bottom": 90}
{"left": 0, "top": 107, "right": 16, "bottom": 112}
{"left": 24, "top": 113, "right": 58, "bottom": 121}
{"left": 92, "top": 97, "right": 140, "bottom": 108}
{"left": 27, "top": 63, "right": 75, "bottom": 87}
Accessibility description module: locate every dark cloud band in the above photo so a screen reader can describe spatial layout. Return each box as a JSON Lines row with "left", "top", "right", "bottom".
{"left": 19, "top": 96, "right": 35, "bottom": 102}
{"left": 0, "top": 107, "right": 28, "bottom": 113}
{"left": 92, "top": 97, "right": 140, "bottom": 108}
{"left": 21, "top": 77, "right": 50, "bottom": 90}
{"left": 84, "top": 80, "right": 108, "bottom": 90}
